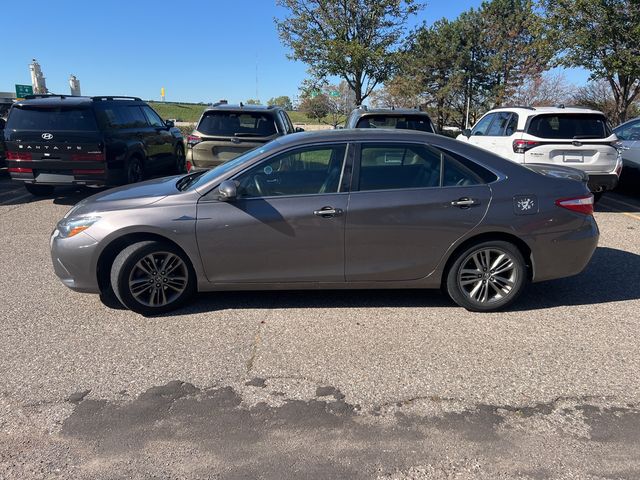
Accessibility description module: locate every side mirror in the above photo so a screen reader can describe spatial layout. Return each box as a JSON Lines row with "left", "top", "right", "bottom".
{"left": 462, "top": 128, "right": 471, "bottom": 138}
{"left": 295, "top": 127, "right": 305, "bottom": 132}
{"left": 165, "top": 119, "right": 175, "bottom": 128}
{"left": 218, "top": 180, "right": 237, "bottom": 201}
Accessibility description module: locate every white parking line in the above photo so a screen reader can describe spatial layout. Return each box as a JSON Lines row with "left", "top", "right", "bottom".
{"left": 602, "top": 195, "right": 640, "bottom": 211}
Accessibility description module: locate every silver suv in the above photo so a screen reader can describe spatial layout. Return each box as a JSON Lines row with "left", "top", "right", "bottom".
{"left": 457, "top": 106, "right": 622, "bottom": 194}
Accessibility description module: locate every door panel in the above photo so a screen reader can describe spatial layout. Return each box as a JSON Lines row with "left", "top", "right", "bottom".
{"left": 196, "top": 194, "right": 348, "bottom": 283}
{"left": 345, "top": 185, "right": 491, "bottom": 281}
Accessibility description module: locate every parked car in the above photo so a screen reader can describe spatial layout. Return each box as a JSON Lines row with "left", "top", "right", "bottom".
{"left": 3, "top": 95, "right": 185, "bottom": 196}
{"left": 51, "top": 129, "right": 598, "bottom": 315}
{"left": 613, "top": 117, "right": 640, "bottom": 171}
{"left": 457, "top": 106, "right": 622, "bottom": 195}
{"left": 186, "top": 102, "right": 299, "bottom": 170}
{"left": 345, "top": 106, "right": 436, "bottom": 133}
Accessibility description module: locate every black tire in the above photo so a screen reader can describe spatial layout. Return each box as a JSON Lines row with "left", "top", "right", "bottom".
{"left": 125, "top": 156, "right": 145, "bottom": 184}
{"left": 110, "top": 241, "right": 196, "bottom": 315}
{"left": 24, "top": 183, "right": 55, "bottom": 196}
{"left": 173, "top": 145, "right": 186, "bottom": 174}
{"left": 445, "top": 240, "right": 527, "bottom": 312}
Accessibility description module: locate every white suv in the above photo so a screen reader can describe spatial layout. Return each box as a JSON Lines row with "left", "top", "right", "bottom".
{"left": 457, "top": 106, "right": 622, "bottom": 194}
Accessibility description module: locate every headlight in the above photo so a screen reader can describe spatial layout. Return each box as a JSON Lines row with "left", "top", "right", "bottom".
{"left": 57, "top": 216, "right": 101, "bottom": 238}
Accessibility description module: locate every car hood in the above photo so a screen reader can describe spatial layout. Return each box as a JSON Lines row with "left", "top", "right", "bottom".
{"left": 66, "top": 175, "right": 183, "bottom": 217}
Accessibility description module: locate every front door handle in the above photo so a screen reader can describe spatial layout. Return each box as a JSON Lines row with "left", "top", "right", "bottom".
{"left": 451, "top": 197, "right": 479, "bottom": 208}
{"left": 313, "top": 206, "right": 343, "bottom": 218}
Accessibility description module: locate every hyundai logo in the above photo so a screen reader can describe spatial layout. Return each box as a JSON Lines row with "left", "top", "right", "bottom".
{"left": 572, "top": 140, "right": 583, "bottom": 147}
{"left": 42, "top": 133, "right": 54, "bottom": 140}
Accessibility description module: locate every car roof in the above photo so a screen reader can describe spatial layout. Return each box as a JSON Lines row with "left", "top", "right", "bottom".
{"left": 489, "top": 106, "right": 605, "bottom": 116}
{"left": 352, "top": 108, "right": 430, "bottom": 116}
{"left": 204, "top": 104, "right": 281, "bottom": 113}
{"left": 14, "top": 95, "right": 145, "bottom": 108}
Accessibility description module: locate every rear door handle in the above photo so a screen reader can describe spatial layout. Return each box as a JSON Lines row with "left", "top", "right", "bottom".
{"left": 451, "top": 197, "right": 479, "bottom": 208}
{"left": 313, "top": 206, "right": 343, "bottom": 218}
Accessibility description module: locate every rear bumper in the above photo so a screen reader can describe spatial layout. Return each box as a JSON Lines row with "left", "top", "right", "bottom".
{"left": 8, "top": 160, "right": 121, "bottom": 186}
{"left": 587, "top": 173, "right": 618, "bottom": 192}
{"left": 530, "top": 215, "right": 599, "bottom": 283}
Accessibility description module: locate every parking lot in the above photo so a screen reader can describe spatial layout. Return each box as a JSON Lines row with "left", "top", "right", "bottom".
{"left": 0, "top": 168, "right": 639, "bottom": 479}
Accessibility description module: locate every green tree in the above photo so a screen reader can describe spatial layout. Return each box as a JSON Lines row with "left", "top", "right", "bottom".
{"left": 543, "top": 0, "right": 640, "bottom": 123}
{"left": 275, "top": 0, "right": 423, "bottom": 105}
{"left": 299, "top": 94, "right": 331, "bottom": 122}
{"left": 245, "top": 99, "right": 261, "bottom": 105}
{"left": 267, "top": 96, "right": 294, "bottom": 110}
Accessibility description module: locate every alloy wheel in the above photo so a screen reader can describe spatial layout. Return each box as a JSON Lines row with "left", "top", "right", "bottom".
{"left": 128, "top": 251, "right": 188, "bottom": 307}
{"left": 457, "top": 248, "right": 517, "bottom": 305}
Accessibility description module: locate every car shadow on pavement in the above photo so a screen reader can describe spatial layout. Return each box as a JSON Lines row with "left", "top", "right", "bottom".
{"left": 514, "top": 246, "right": 640, "bottom": 310}
{"left": 166, "top": 246, "right": 640, "bottom": 316}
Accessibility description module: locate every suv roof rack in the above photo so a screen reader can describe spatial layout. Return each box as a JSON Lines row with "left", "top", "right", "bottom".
{"left": 211, "top": 100, "right": 228, "bottom": 107}
{"left": 497, "top": 105, "right": 536, "bottom": 110}
{"left": 24, "top": 94, "right": 64, "bottom": 99}
{"left": 91, "top": 96, "right": 141, "bottom": 101}
{"left": 356, "top": 105, "right": 368, "bottom": 111}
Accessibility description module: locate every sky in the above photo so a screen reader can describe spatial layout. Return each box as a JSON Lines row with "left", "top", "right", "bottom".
{"left": 0, "top": 0, "right": 589, "bottom": 104}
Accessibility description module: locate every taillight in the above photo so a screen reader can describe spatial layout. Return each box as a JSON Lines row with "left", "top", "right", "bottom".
{"left": 71, "top": 153, "right": 105, "bottom": 161}
{"left": 555, "top": 195, "right": 594, "bottom": 215}
{"left": 187, "top": 135, "right": 201, "bottom": 148}
{"left": 186, "top": 160, "right": 193, "bottom": 172}
{"left": 513, "top": 139, "right": 540, "bottom": 154}
{"left": 8, "top": 167, "right": 33, "bottom": 173}
{"left": 6, "top": 151, "right": 33, "bottom": 160}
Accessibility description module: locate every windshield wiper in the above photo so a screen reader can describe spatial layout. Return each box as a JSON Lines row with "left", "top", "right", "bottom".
{"left": 176, "top": 170, "right": 206, "bottom": 191}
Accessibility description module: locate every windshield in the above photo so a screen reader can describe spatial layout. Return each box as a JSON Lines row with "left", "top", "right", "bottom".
{"left": 527, "top": 114, "right": 611, "bottom": 139}
{"left": 197, "top": 111, "right": 277, "bottom": 137}
{"left": 356, "top": 115, "right": 434, "bottom": 132}
{"left": 7, "top": 106, "right": 98, "bottom": 131}
{"left": 184, "top": 140, "right": 283, "bottom": 191}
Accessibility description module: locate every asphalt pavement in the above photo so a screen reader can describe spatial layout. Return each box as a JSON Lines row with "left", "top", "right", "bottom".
{"left": 0, "top": 168, "right": 639, "bottom": 479}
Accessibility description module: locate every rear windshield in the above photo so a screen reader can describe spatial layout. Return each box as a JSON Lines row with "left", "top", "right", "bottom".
{"left": 356, "top": 115, "right": 434, "bottom": 133}
{"left": 197, "top": 111, "right": 277, "bottom": 137}
{"left": 7, "top": 106, "right": 98, "bottom": 131}
{"left": 527, "top": 113, "right": 611, "bottom": 139}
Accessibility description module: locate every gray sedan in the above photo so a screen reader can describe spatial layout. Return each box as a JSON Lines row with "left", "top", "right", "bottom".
{"left": 51, "top": 129, "right": 599, "bottom": 315}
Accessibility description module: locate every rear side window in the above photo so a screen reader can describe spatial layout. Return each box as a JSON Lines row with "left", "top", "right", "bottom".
{"left": 198, "top": 111, "right": 277, "bottom": 137}
{"left": 527, "top": 114, "right": 611, "bottom": 139}
{"left": 96, "top": 105, "right": 148, "bottom": 129}
{"left": 357, "top": 143, "right": 482, "bottom": 191}
{"left": 7, "top": 106, "right": 98, "bottom": 131}
{"left": 356, "top": 115, "right": 434, "bottom": 133}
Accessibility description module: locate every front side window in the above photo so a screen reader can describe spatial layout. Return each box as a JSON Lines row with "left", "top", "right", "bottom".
{"left": 486, "top": 112, "right": 513, "bottom": 136}
{"left": 141, "top": 106, "right": 165, "bottom": 127}
{"left": 358, "top": 143, "right": 482, "bottom": 191}
{"left": 471, "top": 114, "right": 496, "bottom": 136}
{"left": 615, "top": 120, "right": 640, "bottom": 141}
{"left": 234, "top": 144, "right": 347, "bottom": 198}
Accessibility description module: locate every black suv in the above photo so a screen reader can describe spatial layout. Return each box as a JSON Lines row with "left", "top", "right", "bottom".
{"left": 187, "top": 102, "right": 300, "bottom": 170}
{"left": 345, "top": 106, "right": 436, "bottom": 133}
{"left": 3, "top": 95, "right": 185, "bottom": 195}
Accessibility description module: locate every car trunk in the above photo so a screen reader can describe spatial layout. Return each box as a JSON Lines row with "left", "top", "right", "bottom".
{"left": 191, "top": 135, "right": 272, "bottom": 167}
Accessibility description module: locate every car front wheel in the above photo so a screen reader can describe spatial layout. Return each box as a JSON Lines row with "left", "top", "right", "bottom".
{"left": 110, "top": 241, "right": 196, "bottom": 315}
{"left": 446, "top": 240, "right": 527, "bottom": 312}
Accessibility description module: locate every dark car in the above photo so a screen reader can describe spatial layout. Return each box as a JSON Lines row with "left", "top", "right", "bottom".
{"left": 3, "top": 95, "right": 185, "bottom": 196}
{"left": 345, "top": 106, "right": 436, "bottom": 133}
{"left": 0, "top": 98, "right": 12, "bottom": 167}
{"left": 186, "top": 102, "right": 300, "bottom": 170}
{"left": 50, "top": 129, "right": 598, "bottom": 315}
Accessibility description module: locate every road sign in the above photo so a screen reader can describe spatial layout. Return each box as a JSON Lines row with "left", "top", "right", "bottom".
{"left": 329, "top": 90, "right": 340, "bottom": 97}
{"left": 15, "top": 84, "right": 33, "bottom": 99}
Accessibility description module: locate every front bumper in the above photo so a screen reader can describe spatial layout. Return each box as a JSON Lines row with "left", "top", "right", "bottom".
{"left": 50, "top": 229, "right": 101, "bottom": 293}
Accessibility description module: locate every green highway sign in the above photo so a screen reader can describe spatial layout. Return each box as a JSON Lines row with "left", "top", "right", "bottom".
{"left": 329, "top": 90, "right": 340, "bottom": 97}
{"left": 15, "top": 84, "right": 33, "bottom": 99}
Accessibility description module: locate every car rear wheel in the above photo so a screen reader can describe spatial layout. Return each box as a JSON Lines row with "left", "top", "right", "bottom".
{"left": 24, "top": 183, "right": 55, "bottom": 196}
{"left": 126, "top": 156, "right": 144, "bottom": 184}
{"left": 446, "top": 240, "right": 527, "bottom": 312}
{"left": 110, "top": 241, "right": 196, "bottom": 315}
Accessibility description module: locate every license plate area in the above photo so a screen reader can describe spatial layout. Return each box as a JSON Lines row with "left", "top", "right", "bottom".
{"left": 35, "top": 173, "right": 75, "bottom": 183}
{"left": 563, "top": 152, "right": 584, "bottom": 163}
